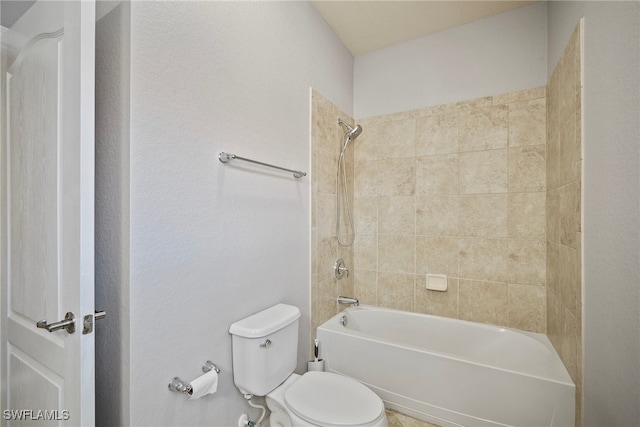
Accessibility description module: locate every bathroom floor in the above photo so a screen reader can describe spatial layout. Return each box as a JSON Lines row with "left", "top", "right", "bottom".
{"left": 386, "top": 409, "right": 440, "bottom": 427}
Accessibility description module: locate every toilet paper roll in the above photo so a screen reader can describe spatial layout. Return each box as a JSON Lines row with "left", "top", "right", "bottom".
{"left": 188, "top": 369, "right": 218, "bottom": 400}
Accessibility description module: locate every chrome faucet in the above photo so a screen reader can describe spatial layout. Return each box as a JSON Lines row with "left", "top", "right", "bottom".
{"left": 337, "top": 296, "right": 359, "bottom": 306}
{"left": 334, "top": 259, "right": 349, "bottom": 279}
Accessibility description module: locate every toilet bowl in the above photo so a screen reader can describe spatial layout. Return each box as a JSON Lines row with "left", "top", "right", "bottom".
{"left": 266, "top": 372, "right": 387, "bottom": 427}
{"left": 229, "top": 304, "right": 388, "bottom": 427}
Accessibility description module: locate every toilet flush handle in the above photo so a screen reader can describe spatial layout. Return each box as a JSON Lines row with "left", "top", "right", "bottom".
{"left": 260, "top": 339, "right": 272, "bottom": 348}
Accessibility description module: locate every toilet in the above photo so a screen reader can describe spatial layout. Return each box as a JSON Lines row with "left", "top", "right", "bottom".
{"left": 229, "top": 303, "right": 388, "bottom": 427}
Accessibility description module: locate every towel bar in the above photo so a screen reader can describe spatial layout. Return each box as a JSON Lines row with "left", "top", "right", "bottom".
{"left": 219, "top": 152, "right": 306, "bottom": 179}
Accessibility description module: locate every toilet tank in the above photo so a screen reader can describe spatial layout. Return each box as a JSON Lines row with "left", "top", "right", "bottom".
{"left": 229, "top": 303, "right": 301, "bottom": 396}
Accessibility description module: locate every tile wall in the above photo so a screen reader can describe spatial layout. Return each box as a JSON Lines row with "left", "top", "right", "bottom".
{"left": 351, "top": 87, "right": 548, "bottom": 333}
{"left": 546, "top": 20, "right": 584, "bottom": 426}
{"left": 310, "top": 21, "right": 584, "bottom": 425}
{"left": 310, "top": 89, "right": 355, "bottom": 336}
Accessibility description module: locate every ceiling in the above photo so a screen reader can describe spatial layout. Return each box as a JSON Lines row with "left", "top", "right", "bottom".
{"left": 2, "top": 1, "right": 536, "bottom": 54}
{"left": 311, "top": 0, "right": 537, "bottom": 56}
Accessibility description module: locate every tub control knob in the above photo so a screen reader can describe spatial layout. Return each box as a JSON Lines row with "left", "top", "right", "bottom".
{"left": 260, "top": 339, "right": 272, "bottom": 348}
{"left": 335, "top": 259, "right": 349, "bottom": 279}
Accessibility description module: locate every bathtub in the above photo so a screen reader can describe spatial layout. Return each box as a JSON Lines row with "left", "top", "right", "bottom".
{"left": 317, "top": 305, "right": 574, "bottom": 427}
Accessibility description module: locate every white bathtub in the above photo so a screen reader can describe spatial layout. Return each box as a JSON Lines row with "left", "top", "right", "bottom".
{"left": 317, "top": 305, "right": 574, "bottom": 427}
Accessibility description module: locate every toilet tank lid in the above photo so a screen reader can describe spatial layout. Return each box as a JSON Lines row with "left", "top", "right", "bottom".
{"left": 229, "top": 303, "right": 301, "bottom": 338}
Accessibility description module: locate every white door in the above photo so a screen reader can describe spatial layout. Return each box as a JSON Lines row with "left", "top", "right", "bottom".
{"left": 1, "top": 1, "right": 95, "bottom": 425}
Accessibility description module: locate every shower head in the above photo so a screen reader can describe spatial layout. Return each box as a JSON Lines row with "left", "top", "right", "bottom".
{"left": 338, "top": 119, "right": 363, "bottom": 141}
{"left": 347, "top": 124, "right": 362, "bottom": 140}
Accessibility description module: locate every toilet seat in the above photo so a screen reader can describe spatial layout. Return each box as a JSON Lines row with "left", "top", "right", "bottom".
{"left": 284, "top": 372, "right": 384, "bottom": 427}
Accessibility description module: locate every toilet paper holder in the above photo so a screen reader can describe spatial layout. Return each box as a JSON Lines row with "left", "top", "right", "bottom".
{"left": 168, "top": 360, "right": 220, "bottom": 395}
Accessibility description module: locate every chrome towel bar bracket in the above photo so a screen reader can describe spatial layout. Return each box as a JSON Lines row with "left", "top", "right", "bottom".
{"left": 219, "top": 152, "right": 306, "bottom": 179}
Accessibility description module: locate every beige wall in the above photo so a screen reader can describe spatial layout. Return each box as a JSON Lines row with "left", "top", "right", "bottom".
{"left": 310, "top": 89, "right": 355, "bottom": 337}
{"left": 546, "top": 20, "right": 583, "bottom": 426}
{"left": 311, "top": 63, "right": 584, "bottom": 423}
{"left": 350, "top": 87, "right": 547, "bottom": 334}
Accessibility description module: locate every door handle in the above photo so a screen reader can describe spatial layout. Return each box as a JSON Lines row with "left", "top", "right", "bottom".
{"left": 36, "top": 312, "right": 76, "bottom": 334}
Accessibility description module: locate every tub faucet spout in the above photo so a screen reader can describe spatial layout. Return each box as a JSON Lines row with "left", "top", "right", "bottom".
{"left": 337, "top": 296, "right": 359, "bottom": 306}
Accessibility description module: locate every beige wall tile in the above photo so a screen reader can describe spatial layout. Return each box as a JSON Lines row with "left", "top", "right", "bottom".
{"left": 546, "top": 188, "right": 561, "bottom": 244}
{"left": 384, "top": 109, "right": 421, "bottom": 123}
{"left": 559, "top": 244, "right": 578, "bottom": 316}
{"left": 378, "top": 235, "right": 416, "bottom": 274}
{"left": 576, "top": 231, "right": 583, "bottom": 306}
{"left": 560, "top": 305, "right": 578, "bottom": 382}
{"left": 312, "top": 90, "right": 342, "bottom": 153}
{"left": 354, "top": 160, "right": 378, "bottom": 197}
{"left": 458, "top": 238, "right": 508, "bottom": 283}
{"left": 415, "top": 154, "right": 459, "bottom": 195}
{"left": 416, "top": 236, "right": 458, "bottom": 277}
{"left": 459, "top": 105, "right": 509, "bottom": 152}
{"left": 378, "top": 196, "right": 415, "bottom": 235}
{"left": 311, "top": 155, "right": 319, "bottom": 225}
{"left": 354, "top": 269, "right": 378, "bottom": 305}
{"left": 559, "top": 182, "right": 578, "bottom": 249}
{"left": 459, "top": 149, "right": 508, "bottom": 194}
{"left": 576, "top": 160, "right": 582, "bottom": 233}
{"left": 457, "top": 96, "right": 494, "bottom": 111}
{"left": 354, "top": 196, "right": 378, "bottom": 234}
{"left": 416, "top": 277, "right": 459, "bottom": 319}
{"left": 310, "top": 274, "right": 320, "bottom": 335}
{"left": 546, "top": 23, "right": 583, "bottom": 416}
{"left": 508, "top": 239, "right": 546, "bottom": 286}
{"left": 509, "top": 98, "right": 546, "bottom": 147}
{"left": 316, "top": 192, "right": 336, "bottom": 238}
{"left": 354, "top": 119, "right": 382, "bottom": 163}
{"left": 558, "top": 114, "right": 578, "bottom": 187}
{"left": 459, "top": 279, "right": 508, "bottom": 325}
{"left": 317, "top": 236, "right": 338, "bottom": 282}
{"left": 353, "top": 233, "right": 377, "bottom": 270}
{"left": 338, "top": 243, "right": 354, "bottom": 286}
{"left": 508, "top": 192, "right": 546, "bottom": 239}
{"left": 378, "top": 119, "right": 416, "bottom": 160}
{"left": 575, "top": 102, "right": 583, "bottom": 162}
{"left": 316, "top": 148, "right": 337, "bottom": 195}
{"left": 546, "top": 69, "right": 559, "bottom": 140}
{"left": 557, "top": 44, "right": 577, "bottom": 131}
{"left": 546, "top": 131, "right": 561, "bottom": 191}
{"left": 459, "top": 194, "right": 508, "bottom": 238}
{"left": 416, "top": 195, "right": 459, "bottom": 236}
{"left": 311, "top": 91, "right": 356, "bottom": 340}
{"left": 416, "top": 113, "right": 458, "bottom": 156}
{"left": 509, "top": 145, "right": 546, "bottom": 193}
{"left": 570, "top": 23, "right": 582, "bottom": 95}
{"left": 547, "top": 288, "right": 562, "bottom": 350}
{"left": 338, "top": 271, "right": 355, "bottom": 302}
{"left": 414, "top": 101, "right": 459, "bottom": 117}
{"left": 493, "top": 86, "right": 546, "bottom": 105}
{"left": 378, "top": 272, "right": 415, "bottom": 311}
{"left": 546, "top": 241, "right": 561, "bottom": 298}
{"left": 508, "top": 284, "right": 546, "bottom": 333}
{"left": 316, "top": 277, "right": 339, "bottom": 325}
{"left": 311, "top": 228, "right": 317, "bottom": 276}
{"left": 377, "top": 158, "right": 416, "bottom": 196}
